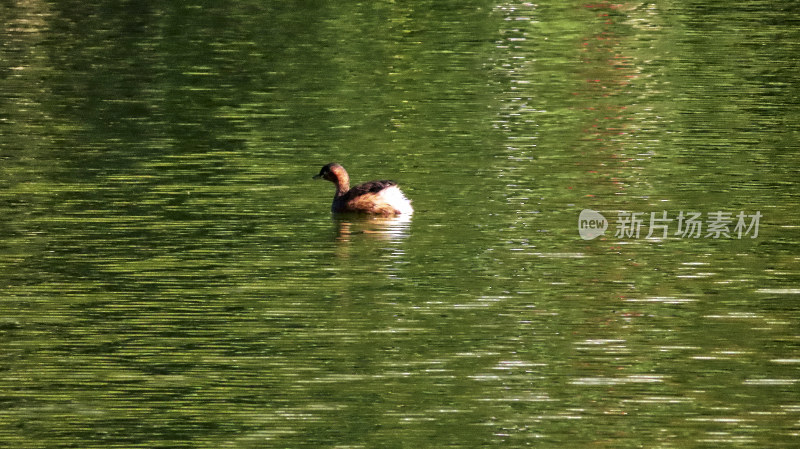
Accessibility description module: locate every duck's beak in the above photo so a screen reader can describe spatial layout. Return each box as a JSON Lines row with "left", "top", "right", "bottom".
{"left": 312, "top": 173, "right": 322, "bottom": 180}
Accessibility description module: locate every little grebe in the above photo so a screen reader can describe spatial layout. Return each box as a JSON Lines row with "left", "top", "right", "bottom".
{"left": 314, "top": 163, "right": 413, "bottom": 215}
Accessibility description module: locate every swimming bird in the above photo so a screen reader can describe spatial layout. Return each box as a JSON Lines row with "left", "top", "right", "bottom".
{"left": 314, "top": 163, "right": 413, "bottom": 215}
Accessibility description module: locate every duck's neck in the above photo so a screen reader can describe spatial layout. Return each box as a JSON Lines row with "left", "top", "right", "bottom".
{"left": 333, "top": 174, "right": 350, "bottom": 198}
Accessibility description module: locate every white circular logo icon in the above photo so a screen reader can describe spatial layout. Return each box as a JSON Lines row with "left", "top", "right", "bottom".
{"left": 578, "top": 209, "right": 607, "bottom": 240}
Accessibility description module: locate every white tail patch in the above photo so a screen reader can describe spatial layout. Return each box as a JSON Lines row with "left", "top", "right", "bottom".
{"left": 378, "top": 185, "right": 414, "bottom": 215}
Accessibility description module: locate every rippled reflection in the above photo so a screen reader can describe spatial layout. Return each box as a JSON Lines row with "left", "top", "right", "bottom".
{"left": 334, "top": 214, "right": 412, "bottom": 243}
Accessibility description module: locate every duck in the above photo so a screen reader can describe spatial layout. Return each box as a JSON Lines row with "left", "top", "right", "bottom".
{"left": 314, "top": 163, "right": 413, "bottom": 215}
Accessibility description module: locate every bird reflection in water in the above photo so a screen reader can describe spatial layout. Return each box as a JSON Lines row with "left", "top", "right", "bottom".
{"left": 334, "top": 213, "right": 412, "bottom": 244}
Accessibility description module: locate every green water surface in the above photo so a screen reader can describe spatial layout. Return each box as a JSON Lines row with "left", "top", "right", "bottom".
{"left": 2, "top": 1, "right": 799, "bottom": 447}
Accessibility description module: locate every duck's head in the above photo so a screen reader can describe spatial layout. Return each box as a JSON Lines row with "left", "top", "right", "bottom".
{"left": 313, "top": 163, "right": 348, "bottom": 185}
